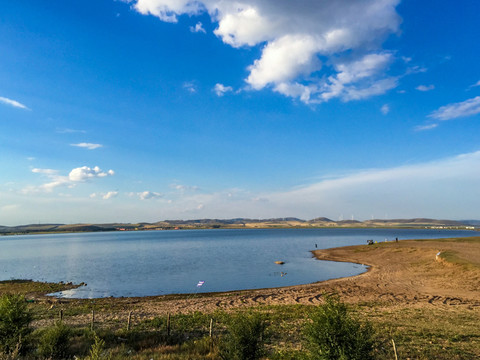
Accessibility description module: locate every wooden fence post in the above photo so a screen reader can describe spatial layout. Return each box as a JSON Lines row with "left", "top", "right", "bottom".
{"left": 167, "top": 313, "right": 171, "bottom": 337}
{"left": 392, "top": 339, "right": 398, "bottom": 360}
{"left": 209, "top": 318, "right": 214, "bottom": 338}
{"left": 59, "top": 309, "right": 63, "bottom": 322}
{"left": 91, "top": 310, "right": 95, "bottom": 331}
{"left": 127, "top": 311, "right": 132, "bottom": 331}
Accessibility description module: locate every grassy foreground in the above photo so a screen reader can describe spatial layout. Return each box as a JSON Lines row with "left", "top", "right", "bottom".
{"left": 0, "top": 281, "right": 479, "bottom": 359}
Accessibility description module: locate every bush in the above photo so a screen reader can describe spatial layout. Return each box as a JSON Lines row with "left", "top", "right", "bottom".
{"left": 0, "top": 294, "right": 32, "bottom": 354}
{"left": 37, "top": 322, "right": 72, "bottom": 359}
{"left": 85, "top": 333, "right": 111, "bottom": 360}
{"left": 303, "top": 295, "right": 375, "bottom": 360}
{"left": 219, "top": 312, "right": 267, "bottom": 360}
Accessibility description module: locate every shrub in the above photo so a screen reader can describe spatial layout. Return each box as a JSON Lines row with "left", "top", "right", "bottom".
{"left": 37, "top": 322, "right": 72, "bottom": 359}
{"left": 85, "top": 333, "right": 111, "bottom": 360}
{"left": 303, "top": 295, "right": 375, "bottom": 360}
{"left": 219, "top": 312, "right": 267, "bottom": 360}
{"left": 0, "top": 294, "right": 32, "bottom": 354}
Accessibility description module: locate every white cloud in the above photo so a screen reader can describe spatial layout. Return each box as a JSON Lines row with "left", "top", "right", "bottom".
{"left": 213, "top": 83, "right": 233, "bottom": 96}
{"left": 23, "top": 166, "right": 114, "bottom": 194}
{"left": 138, "top": 191, "right": 163, "bottom": 200}
{"left": 429, "top": 96, "right": 480, "bottom": 121}
{"left": 103, "top": 191, "right": 118, "bottom": 200}
{"left": 69, "top": 166, "right": 114, "bottom": 182}
{"left": 190, "top": 22, "right": 206, "bottom": 33}
{"left": 91, "top": 191, "right": 118, "bottom": 200}
{"left": 71, "top": 143, "right": 103, "bottom": 150}
{"left": 183, "top": 81, "right": 197, "bottom": 93}
{"left": 8, "top": 151, "right": 480, "bottom": 224}
{"left": 414, "top": 123, "right": 438, "bottom": 131}
{"left": 248, "top": 151, "right": 480, "bottom": 219}
{"left": 381, "top": 104, "right": 390, "bottom": 115}
{"left": 133, "top": 0, "right": 203, "bottom": 22}
{"left": 148, "top": 150, "right": 480, "bottom": 221}
{"left": 319, "top": 53, "right": 397, "bottom": 102}
{"left": 32, "top": 168, "right": 58, "bottom": 175}
{"left": 416, "top": 84, "right": 435, "bottom": 92}
{"left": 171, "top": 183, "right": 199, "bottom": 192}
{"left": 468, "top": 80, "right": 480, "bottom": 89}
{"left": 0, "top": 96, "right": 29, "bottom": 110}
{"left": 132, "top": 0, "right": 402, "bottom": 103}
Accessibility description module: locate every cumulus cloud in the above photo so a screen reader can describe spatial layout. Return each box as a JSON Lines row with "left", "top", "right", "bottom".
{"left": 381, "top": 104, "right": 390, "bottom": 115}
{"left": 103, "top": 191, "right": 118, "bottom": 200}
{"left": 429, "top": 96, "right": 480, "bottom": 121}
{"left": 23, "top": 166, "right": 114, "bottom": 193}
{"left": 0, "top": 96, "right": 29, "bottom": 110}
{"left": 190, "top": 22, "right": 206, "bottom": 33}
{"left": 416, "top": 84, "right": 435, "bottom": 92}
{"left": 71, "top": 143, "right": 103, "bottom": 150}
{"left": 213, "top": 83, "right": 233, "bottom": 96}
{"left": 138, "top": 191, "right": 163, "bottom": 200}
{"left": 91, "top": 191, "right": 118, "bottom": 200}
{"left": 131, "top": 0, "right": 402, "bottom": 103}
{"left": 68, "top": 166, "right": 114, "bottom": 182}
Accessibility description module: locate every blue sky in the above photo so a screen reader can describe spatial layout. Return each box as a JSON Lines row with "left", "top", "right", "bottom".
{"left": 1, "top": 0, "right": 480, "bottom": 225}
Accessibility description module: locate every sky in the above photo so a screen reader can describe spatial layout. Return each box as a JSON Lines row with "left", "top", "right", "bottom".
{"left": 1, "top": 0, "right": 480, "bottom": 226}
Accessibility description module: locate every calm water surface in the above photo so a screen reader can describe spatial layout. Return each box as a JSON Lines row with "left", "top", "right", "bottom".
{"left": 0, "top": 228, "right": 475, "bottom": 298}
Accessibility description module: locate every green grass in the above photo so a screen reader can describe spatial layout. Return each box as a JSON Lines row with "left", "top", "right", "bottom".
{"left": 0, "top": 280, "right": 76, "bottom": 296}
{"left": 438, "top": 250, "right": 479, "bottom": 269}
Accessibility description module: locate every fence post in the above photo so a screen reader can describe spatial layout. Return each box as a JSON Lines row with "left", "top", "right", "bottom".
{"left": 392, "top": 339, "right": 398, "bottom": 360}
{"left": 127, "top": 311, "right": 132, "bottom": 331}
{"left": 209, "top": 318, "right": 214, "bottom": 338}
{"left": 167, "top": 313, "right": 171, "bottom": 337}
{"left": 91, "top": 310, "right": 95, "bottom": 331}
{"left": 59, "top": 309, "right": 63, "bottom": 322}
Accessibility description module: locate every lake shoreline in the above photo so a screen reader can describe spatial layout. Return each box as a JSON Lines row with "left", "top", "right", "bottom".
{"left": 17, "top": 236, "right": 477, "bottom": 329}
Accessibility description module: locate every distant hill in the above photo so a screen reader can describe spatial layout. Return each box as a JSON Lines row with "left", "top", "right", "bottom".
{"left": 461, "top": 220, "right": 480, "bottom": 226}
{"left": 0, "top": 217, "right": 477, "bottom": 235}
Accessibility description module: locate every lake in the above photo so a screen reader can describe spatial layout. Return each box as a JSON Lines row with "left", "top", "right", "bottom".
{"left": 0, "top": 228, "right": 475, "bottom": 298}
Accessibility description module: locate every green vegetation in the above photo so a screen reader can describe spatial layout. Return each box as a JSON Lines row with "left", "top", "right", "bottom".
{"left": 0, "top": 294, "right": 32, "bottom": 354}
{"left": 219, "top": 312, "right": 267, "bottom": 360}
{"left": 438, "top": 250, "right": 479, "bottom": 269}
{"left": 36, "top": 322, "right": 72, "bottom": 359}
{"left": 85, "top": 333, "right": 111, "bottom": 360}
{"left": 303, "top": 295, "right": 375, "bottom": 360}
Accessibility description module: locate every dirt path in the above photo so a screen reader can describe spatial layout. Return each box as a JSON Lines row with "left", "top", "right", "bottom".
{"left": 42, "top": 237, "right": 480, "bottom": 326}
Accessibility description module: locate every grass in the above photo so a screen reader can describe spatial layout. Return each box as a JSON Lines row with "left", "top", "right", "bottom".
{"left": 0, "top": 280, "right": 76, "bottom": 297}
{"left": 0, "top": 289, "right": 478, "bottom": 358}
{"left": 438, "top": 250, "right": 480, "bottom": 269}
